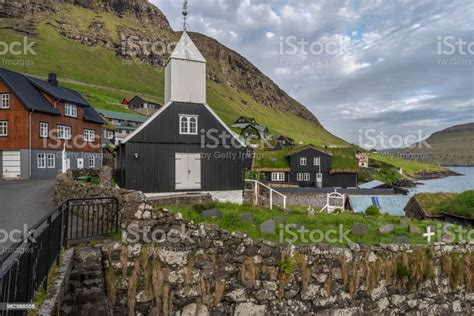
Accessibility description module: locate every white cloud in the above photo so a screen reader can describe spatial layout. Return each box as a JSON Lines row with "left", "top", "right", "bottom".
{"left": 152, "top": 0, "right": 474, "bottom": 143}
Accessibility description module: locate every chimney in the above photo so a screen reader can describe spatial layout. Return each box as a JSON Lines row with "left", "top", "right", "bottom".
{"left": 48, "top": 73, "right": 58, "bottom": 86}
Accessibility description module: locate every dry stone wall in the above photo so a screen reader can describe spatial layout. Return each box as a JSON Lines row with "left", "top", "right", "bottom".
{"left": 89, "top": 208, "right": 474, "bottom": 315}
{"left": 55, "top": 173, "right": 474, "bottom": 314}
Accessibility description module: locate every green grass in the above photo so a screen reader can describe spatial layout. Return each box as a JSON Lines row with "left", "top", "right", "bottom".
{"left": 0, "top": 6, "right": 345, "bottom": 148}
{"left": 252, "top": 146, "right": 358, "bottom": 173}
{"left": 416, "top": 191, "right": 474, "bottom": 219}
{"left": 159, "top": 202, "right": 444, "bottom": 246}
{"left": 28, "top": 259, "right": 60, "bottom": 315}
{"left": 370, "top": 153, "right": 447, "bottom": 176}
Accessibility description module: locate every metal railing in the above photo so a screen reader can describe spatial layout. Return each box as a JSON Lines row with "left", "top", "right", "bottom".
{"left": 0, "top": 197, "right": 119, "bottom": 315}
{"left": 245, "top": 179, "right": 287, "bottom": 210}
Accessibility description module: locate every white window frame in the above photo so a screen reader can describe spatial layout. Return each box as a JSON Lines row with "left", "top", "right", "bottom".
{"left": 37, "top": 153, "right": 46, "bottom": 169}
{"left": 300, "top": 157, "right": 307, "bottom": 166}
{"left": 47, "top": 153, "right": 55, "bottom": 168}
{"left": 40, "top": 122, "right": 49, "bottom": 138}
{"left": 304, "top": 173, "right": 311, "bottom": 181}
{"left": 1, "top": 94, "right": 10, "bottom": 109}
{"left": 0, "top": 121, "right": 7, "bottom": 136}
{"left": 89, "top": 155, "right": 95, "bottom": 168}
{"left": 84, "top": 129, "right": 95, "bottom": 142}
{"left": 271, "top": 172, "right": 285, "bottom": 182}
{"left": 314, "top": 157, "right": 321, "bottom": 166}
{"left": 58, "top": 125, "right": 72, "bottom": 140}
{"left": 64, "top": 103, "right": 78, "bottom": 118}
{"left": 179, "top": 114, "right": 199, "bottom": 135}
{"left": 297, "top": 173, "right": 304, "bottom": 181}
{"left": 105, "top": 130, "right": 114, "bottom": 139}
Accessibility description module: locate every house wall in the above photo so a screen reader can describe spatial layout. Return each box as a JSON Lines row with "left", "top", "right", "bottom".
{"left": 28, "top": 149, "right": 102, "bottom": 180}
{"left": 0, "top": 82, "right": 102, "bottom": 153}
{"left": 0, "top": 81, "right": 29, "bottom": 149}
{"left": 118, "top": 102, "right": 251, "bottom": 193}
{"left": 241, "top": 125, "right": 262, "bottom": 140}
{"left": 325, "top": 173, "right": 358, "bottom": 188}
{"left": 119, "top": 143, "right": 248, "bottom": 193}
{"left": 289, "top": 148, "right": 332, "bottom": 174}
{"left": 262, "top": 171, "right": 289, "bottom": 183}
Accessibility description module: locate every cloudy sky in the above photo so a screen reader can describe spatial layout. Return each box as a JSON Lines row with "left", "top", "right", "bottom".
{"left": 153, "top": 0, "right": 474, "bottom": 148}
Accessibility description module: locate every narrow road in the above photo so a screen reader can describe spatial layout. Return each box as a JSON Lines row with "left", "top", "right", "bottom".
{"left": 0, "top": 180, "right": 55, "bottom": 254}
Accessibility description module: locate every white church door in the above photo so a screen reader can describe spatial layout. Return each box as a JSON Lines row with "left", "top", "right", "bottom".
{"left": 175, "top": 153, "right": 201, "bottom": 190}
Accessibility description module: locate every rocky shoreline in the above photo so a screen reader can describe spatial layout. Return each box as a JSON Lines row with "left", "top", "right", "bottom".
{"left": 394, "top": 168, "right": 461, "bottom": 188}
{"left": 412, "top": 169, "right": 461, "bottom": 181}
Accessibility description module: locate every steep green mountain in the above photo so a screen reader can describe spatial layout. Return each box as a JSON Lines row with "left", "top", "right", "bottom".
{"left": 386, "top": 123, "right": 474, "bottom": 166}
{"left": 0, "top": 0, "right": 345, "bottom": 147}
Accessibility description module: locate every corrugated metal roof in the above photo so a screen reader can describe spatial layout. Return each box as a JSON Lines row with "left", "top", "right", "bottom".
{"left": 98, "top": 110, "right": 148, "bottom": 123}
{"left": 359, "top": 180, "right": 385, "bottom": 189}
{"left": 349, "top": 195, "right": 411, "bottom": 216}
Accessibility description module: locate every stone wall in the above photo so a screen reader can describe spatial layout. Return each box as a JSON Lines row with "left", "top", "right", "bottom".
{"left": 54, "top": 169, "right": 152, "bottom": 223}
{"left": 284, "top": 192, "right": 328, "bottom": 208}
{"left": 74, "top": 208, "right": 474, "bottom": 315}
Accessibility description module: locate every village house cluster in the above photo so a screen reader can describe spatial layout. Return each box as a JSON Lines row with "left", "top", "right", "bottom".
{"left": 0, "top": 31, "right": 374, "bottom": 203}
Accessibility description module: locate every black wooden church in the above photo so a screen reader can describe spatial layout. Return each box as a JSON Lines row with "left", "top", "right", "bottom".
{"left": 116, "top": 32, "right": 252, "bottom": 194}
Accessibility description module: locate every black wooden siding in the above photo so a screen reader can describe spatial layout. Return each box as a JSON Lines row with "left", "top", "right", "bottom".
{"left": 262, "top": 171, "right": 358, "bottom": 188}
{"left": 324, "top": 173, "right": 358, "bottom": 188}
{"left": 259, "top": 148, "right": 358, "bottom": 188}
{"left": 289, "top": 148, "right": 332, "bottom": 173}
{"left": 117, "top": 102, "right": 252, "bottom": 193}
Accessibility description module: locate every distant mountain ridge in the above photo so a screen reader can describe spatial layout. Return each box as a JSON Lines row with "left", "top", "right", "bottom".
{"left": 386, "top": 122, "right": 474, "bottom": 166}
{"left": 0, "top": 0, "right": 345, "bottom": 146}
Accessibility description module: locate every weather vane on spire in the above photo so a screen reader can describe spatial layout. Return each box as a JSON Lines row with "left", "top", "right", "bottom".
{"left": 182, "top": 0, "right": 189, "bottom": 31}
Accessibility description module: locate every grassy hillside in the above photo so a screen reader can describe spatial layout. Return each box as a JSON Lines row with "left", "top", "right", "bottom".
{"left": 0, "top": 4, "right": 344, "bottom": 147}
{"left": 369, "top": 153, "right": 446, "bottom": 176}
{"left": 384, "top": 123, "right": 474, "bottom": 166}
{"left": 0, "top": 2, "right": 449, "bottom": 177}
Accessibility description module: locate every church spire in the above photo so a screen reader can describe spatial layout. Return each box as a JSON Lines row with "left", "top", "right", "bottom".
{"left": 164, "top": 1, "right": 207, "bottom": 104}
{"left": 182, "top": 0, "right": 189, "bottom": 31}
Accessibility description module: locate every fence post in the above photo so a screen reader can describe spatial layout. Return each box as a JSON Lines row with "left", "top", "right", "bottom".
{"left": 43, "top": 216, "right": 52, "bottom": 291}
{"left": 283, "top": 196, "right": 287, "bottom": 210}
{"left": 254, "top": 181, "right": 258, "bottom": 206}
{"left": 270, "top": 190, "right": 273, "bottom": 210}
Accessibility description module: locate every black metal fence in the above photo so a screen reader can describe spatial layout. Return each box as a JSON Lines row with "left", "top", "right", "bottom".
{"left": 0, "top": 197, "right": 119, "bottom": 315}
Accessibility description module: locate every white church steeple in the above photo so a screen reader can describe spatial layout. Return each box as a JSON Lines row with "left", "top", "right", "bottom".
{"left": 164, "top": 1, "right": 207, "bottom": 104}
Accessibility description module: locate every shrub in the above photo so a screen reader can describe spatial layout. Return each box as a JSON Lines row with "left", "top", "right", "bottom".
{"left": 365, "top": 205, "right": 381, "bottom": 216}
{"left": 396, "top": 261, "right": 411, "bottom": 278}
{"left": 333, "top": 208, "right": 344, "bottom": 214}
{"left": 192, "top": 202, "right": 217, "bottom": 213}
{"left": 222, "top": 213, "right": 241, "bottom": 226}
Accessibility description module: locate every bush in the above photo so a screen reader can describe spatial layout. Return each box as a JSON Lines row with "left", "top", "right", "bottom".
{"left": 365, "top": 205, "right": 381, "bottom": 216}
{"left": 192, "top": 202, "right": 217, "bottom": 213}
{"left": 221, "top": 213, "right": 241, "bottom": 226}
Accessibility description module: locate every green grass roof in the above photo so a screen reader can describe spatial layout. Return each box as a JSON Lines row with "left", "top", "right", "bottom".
{"left": 415, "top": 191, "right": 474, "bottom": 219}
{"left": 253, "top": 146, "right": 359, "bottom": 173}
